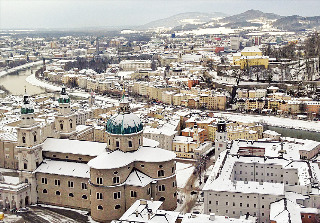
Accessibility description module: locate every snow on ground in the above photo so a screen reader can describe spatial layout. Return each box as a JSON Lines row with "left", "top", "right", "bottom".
{"left": 3, "top": 214, "right": 22, "bottom": 223}
{"left": 26, "top": 73, "right": 60, "bottom": 91}
{"left": 177, "top": 27, "right": 235, "bottom": 36}
{"left": 36, "top": 204, "right": 88, "bottom": 215}
{"left": 117, "top": 71, "right": 134, "bottom": 79}
{"left": 0, "top": 61, "right": 43, "bottom": 78}
{"left": 88, "top": 216, "right": 100, "bottom": 223}
{"left": 214, "top": 111, "right": 320, "bottom": 132}
{"left": 176, "top": 162, "right": 195, "bottom": 188}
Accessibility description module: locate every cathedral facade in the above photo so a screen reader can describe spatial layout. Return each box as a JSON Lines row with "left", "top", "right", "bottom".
{"left": 9, "top": 88, "right": 177, "bottom": 222}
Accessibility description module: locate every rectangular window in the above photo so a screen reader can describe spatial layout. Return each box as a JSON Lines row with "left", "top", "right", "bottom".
{"left": 158, "top": 170, "right": 164, "bottom": 177}
{"left": 116, "top": 141, "right": 120, "bottom": 148}
{"left": 41, "top": 178, "right": 48, "bottom": 184}
{"left": 158, "top": 185, "right": 165, "bottom": 191}
{"left": 130, "top": 191, "right": 137, "bottom": 197}
{"left": 113, "top": 191, "right": 121, "bottom": 199}
{"left": 81, "top": 182, "right": 87, "bottom": 190}
{"left": 147, "top": 188, "right": 151, "bottom": 195}
{"left": 96, "top": 192, "right": 103, "bottom": 200}
{"left": 128, "top": 141, "right": 133, "bottom": 147}
{"left": 68, "top": 181, "right": 74, "bottom": 188}
{"left": 96, "top": 177, "right": 103, "bottom": 185}
{"left": 54, "top": 179, "right": 60, "bottom": 186}
{"left": 113, "top": 177, "right": 120, "bottom": 184}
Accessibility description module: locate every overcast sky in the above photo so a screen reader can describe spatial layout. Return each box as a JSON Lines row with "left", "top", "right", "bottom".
{"left": 1, "top": 0, "right": 320, "bottom": 29}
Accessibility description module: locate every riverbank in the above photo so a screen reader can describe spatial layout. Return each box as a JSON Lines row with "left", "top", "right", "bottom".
{"left": 26, "top": 70, "right": 320, "bottom": 133}
{"left": 214, "top": 111, "right": 320, "bottom": 133}
{"left": 0, "top": 61, "right": 43, "bottom": 78}
{"left": 26, "top": 73, "right": 118, "bottom": 104}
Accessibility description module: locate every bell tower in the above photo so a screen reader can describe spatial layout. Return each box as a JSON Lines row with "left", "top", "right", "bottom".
{"left": 215, "top": 120, "right": 227, "bottom": 160}
{"left": 17, "top": 92, "right": 43, "bottom": 204}
{"left": 55, "top": 87, "right": 76, "bottom": 139}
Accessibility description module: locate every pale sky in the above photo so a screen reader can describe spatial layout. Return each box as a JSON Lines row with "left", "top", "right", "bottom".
{"left": 1, "top": 0, "right": 320, "bottom": 29}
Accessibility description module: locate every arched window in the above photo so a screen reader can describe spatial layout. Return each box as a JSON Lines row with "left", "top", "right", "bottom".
{"left": 97, "top": 205, "right": 103, "bottom": 210}
{"left": 60, "top": 123, "right": 63, "bottom": 130}
{"left": 70, "top": 122, "right": 73, "bottom": 129}
{"left": 42, "top": 189, "right": 48, "bottom": 194}
{"left": 34, "top": 134, "right": 37, "bottom": 142}
{"left": 159, "top": 197, "right": 165, "bottom": 201}
{"left": 22, "top": 136, "right": 26, "bottom": 143}
{"left": 56, "top": 191, "right": 61, "bottom": 196}
{"left": 115, "top": 204, "right": 121, "bottom": 209}
{"left": 82, "top": 195, "right": 87, "bottom": 199}
{"left": 69, "top": 193, "right": 74, "bottom": 197}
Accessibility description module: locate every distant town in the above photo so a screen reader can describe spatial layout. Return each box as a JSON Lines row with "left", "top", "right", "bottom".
{"left": 0, "top": 9, "right": 319, "bottom": 223}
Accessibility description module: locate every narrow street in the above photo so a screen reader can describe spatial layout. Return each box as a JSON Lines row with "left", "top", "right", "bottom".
{"left": 178, "top": 154, "right": 215, "bottom": 214}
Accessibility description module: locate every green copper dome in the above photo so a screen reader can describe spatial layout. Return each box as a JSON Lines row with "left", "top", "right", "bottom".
{"left": 106, "top": 113, "right": 143, "bottom": 135}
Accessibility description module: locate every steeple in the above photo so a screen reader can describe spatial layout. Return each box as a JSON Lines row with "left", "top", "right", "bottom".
{"left": 118, "top": 89, "right": 130, "bottom": 113}
{"left": 57, "top": 86, "right": 71, "bottom": 115}
{"left": 215, "top": 120, "right": 228, "bottom": 160}
{"left": 55, "top": 87, "right": 76, "bottom": 139}
{"left": 20, "top": 89, "right": 35, "bottom": 127}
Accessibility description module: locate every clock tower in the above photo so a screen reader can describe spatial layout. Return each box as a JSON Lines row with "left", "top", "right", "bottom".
{"left": 215, "top": 120, "right": 228, "bottom": 160}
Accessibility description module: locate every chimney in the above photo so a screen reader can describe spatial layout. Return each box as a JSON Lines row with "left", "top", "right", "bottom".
{"left": 140, "top": 199, "right": 147, "bottom": 205}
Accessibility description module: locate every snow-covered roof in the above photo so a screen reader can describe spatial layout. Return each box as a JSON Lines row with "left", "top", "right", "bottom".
{"left": 106, "top": 112, "right": 143, "bottom": 135}
{"left": 241, "top": 46, "right": 262, "bottom": 53}
{"left": 35, "top": 159, "right": 90, "bottom": 178}
{"left": 124, "top": 169, "right": 153, "bottom": 187}
{"left": 43, "top": 138, "right": 107, "bottom": 157}
{"left": 88, "top": 147, "right": 176, "bottom": 170}
{"left": 142, "top": 137, "right": 160, "bottom": 148}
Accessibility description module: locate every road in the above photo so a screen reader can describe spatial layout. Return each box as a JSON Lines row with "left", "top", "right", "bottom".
{"left": 17, "top": 206, "right": 88, "bottom": 223}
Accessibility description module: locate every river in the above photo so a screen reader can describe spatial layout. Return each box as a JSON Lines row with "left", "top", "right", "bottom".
{"left": 0, "top": 65, "right": 45, "bottom": 95}
{"left": 264, "top": 125, "right": 320, "bottom": 142}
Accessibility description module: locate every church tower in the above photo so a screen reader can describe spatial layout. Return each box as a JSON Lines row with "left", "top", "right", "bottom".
{"left": 215, "top": 120, "right": 227, "bottom": 160}
{"left": 54, "top": 87, "right": 76, "bottom": 139}
{"left": 17, "top": 93, "right": 43, "bottom": 204}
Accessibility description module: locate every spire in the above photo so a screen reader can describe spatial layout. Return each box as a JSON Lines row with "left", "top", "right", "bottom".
{"left": 118, "top": 88, "right": 130, "bottom": 113}
{"left": 58, "top": 86, "right": 70, "bottom": 104}
{"left": 21, "top": 89, "right": 34, "bottom": 114}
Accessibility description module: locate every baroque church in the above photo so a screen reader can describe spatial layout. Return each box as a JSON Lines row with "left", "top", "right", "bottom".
{"left": 0, "top": 88, "right": 177, "bottom": 222}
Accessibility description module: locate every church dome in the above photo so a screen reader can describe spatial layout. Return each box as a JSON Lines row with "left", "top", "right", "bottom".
{"left": 106, "top": 113, "right": 143, "bottom": 135}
